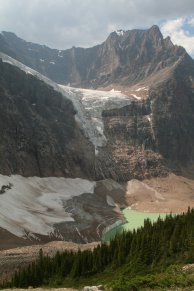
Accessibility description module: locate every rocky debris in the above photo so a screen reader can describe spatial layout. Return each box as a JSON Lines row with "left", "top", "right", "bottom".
{"left": 0, "top": 183, "right": 12, "bottom": 194}
{"left": 82, "top": 286, "right": 104, "bottom": 291}
{"left": 183, "top": 264, "right": 194, "bottom": 272}
{"left": 95, "top": 100, "right": 169, "bottom": 181}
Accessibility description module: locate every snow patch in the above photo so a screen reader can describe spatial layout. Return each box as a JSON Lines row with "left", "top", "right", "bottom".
{"left": 110, "top": 88, "right": 121, "bottom": 93}
{"left": 146, "top": 114, "right": 155, "bottom": 140}
{"left": 116, "top": 29, "right": 126, "bottom": 36}
{"left": 40, "top": 59, "right": 45, "bottom": 62}
{"left": 0, "top": 175, "right": 96, "bottom": 238}
{"left": 50, "top": 61, "right": 55, "bottom": 65}
{"left": 147, "top": 115, "right": 151, "bottom": 123}
{"left": 1, "top": 59, "right": 13, "bottom": 65}
{"left": 131, "top": 94, "right": 142, "bottom": 100}
{"left": 106, "top": 195, "right": 116, "bottom": 207}
{"left": 135, "top": 87, "right": 148, "bottom": 92}
{"left": 58, "top": 51, "right": 63, "bottom": 57}
{"left": 95, "top": 148, "right": 99, "bottom": 155}
{"left": 26, "top": 71, "right": 33, "bottom": 75}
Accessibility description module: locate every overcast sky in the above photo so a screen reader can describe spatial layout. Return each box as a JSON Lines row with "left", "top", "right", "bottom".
{"left": 0, "top": 0, "right": 194, "bottom": 57}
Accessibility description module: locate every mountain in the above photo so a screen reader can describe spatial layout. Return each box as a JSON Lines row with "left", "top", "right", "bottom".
{"left": 1, "top": 25, "right": 194, "bottom": 179}
{"left": 0, "top": 25, "right": 194, "bottom": 246}
{"left": 0, "top": 53, "right": 127, "bottom": 245}
{"left": 0, "top": 26, "right": 189, "bottom": 90}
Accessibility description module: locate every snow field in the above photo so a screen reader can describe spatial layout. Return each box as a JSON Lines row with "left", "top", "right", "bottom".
{"left": 0, "top": 175, "right": 96, "bottom": 237}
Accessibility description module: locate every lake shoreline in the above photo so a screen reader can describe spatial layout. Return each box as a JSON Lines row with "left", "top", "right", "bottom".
{"left": 102, "top": 208, "right": 173, "bottom": 241}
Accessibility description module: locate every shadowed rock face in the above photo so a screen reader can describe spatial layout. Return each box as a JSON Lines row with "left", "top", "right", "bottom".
{"left": 0, "top": 60, "right": 95, "bottom": 177}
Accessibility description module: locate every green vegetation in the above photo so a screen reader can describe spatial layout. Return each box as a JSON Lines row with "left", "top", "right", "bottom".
{"left": 2, "top": 208, "right": 194, "bottom": 290}
{"left": 103, "top": 209, "right": 168, "bottom": 241}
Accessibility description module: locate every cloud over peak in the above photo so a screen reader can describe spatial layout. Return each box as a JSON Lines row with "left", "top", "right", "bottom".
{"left": 161, "top": 17, "right": 194, "bottom": 56}
{"left": 0, "top": 0, "right": 193, "bottom": 57}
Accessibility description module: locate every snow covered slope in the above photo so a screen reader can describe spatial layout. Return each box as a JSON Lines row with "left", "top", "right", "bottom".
{"left": 0, "top": 52, "right": 134, "bottom": 151}
{"left": 0, "top": 175, "right": 96, "bottom": 238}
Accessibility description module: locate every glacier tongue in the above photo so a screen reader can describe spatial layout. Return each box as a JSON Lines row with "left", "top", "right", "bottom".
{"left": 0, "top": 52, "right": 134, "bottom": 150}
{"left": 59, "top": 85, "right": 134, "bottom": 150}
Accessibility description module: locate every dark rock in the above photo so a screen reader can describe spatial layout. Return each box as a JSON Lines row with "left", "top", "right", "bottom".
{"left": 0, "top": 60, "right": 95, "bottom": 177}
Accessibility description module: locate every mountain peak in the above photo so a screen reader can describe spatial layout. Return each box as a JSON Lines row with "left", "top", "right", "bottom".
{"left": 149, "top": 24, "right": 161, "bottom": 32}
{"left": 147, "top": 24, "right": 163, "bottom": 39}
{"left": 1, "top": 31, "right": 18, "bottom": 39}
{"left": 115, "top": 29, "right": 126, "bottom": 36}
{"left": 0, "top": 25, "right": 191, "bottom": 89}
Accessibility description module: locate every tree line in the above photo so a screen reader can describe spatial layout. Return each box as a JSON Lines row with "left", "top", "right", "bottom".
{"left": 2, "top": 207, "right": 194, "bottom": 289}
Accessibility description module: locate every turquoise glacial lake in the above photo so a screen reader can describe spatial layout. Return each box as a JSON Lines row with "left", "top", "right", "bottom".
{"left": 102, "top": 208, "right": 168, "bottom": 241}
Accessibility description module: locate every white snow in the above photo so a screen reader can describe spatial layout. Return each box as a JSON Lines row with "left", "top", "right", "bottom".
{"left": 116, "top": 29, "right": 126, "bottom": 36}
{"left": 0, "top": 175, "right": 96, "bottom": 238}
{"left": 26, "top": 71, "right": 33, "bottom": 75}
{"left": 58, "top": 51, "right": 63, "bottom": 57}
{"left": 135, "top": 87, "right": 148, "bottom": 92}
{"left": 1, "top": 59, "right": 13, "bottom": 65}
{"left": 147, "top": 115, "right": 151, "bottom": 123}
{"left": 40, "top": 59, "right": 45, "bottom": 62}
{"left": 50, "top": 61, "right": 55, "bottom": 64}
{"left": 146, "top": 114, "right": 155, "bottom": 140}
{"left": 59, "top": 85, "right": 134, "bottom": 150}
{"left": 130, "top": 93, "right": 142, "bottom": 100}
{"left": 110, "top": 88, "right": 121, "bottom": 93}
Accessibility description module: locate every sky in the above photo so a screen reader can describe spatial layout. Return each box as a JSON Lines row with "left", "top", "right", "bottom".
{"left": 0, "top": 0, "right": 194, "bottom": 57}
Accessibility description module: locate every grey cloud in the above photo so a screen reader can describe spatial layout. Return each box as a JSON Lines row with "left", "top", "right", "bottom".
{"left": 0, "top": 0, "right": 194, "bottom": 49}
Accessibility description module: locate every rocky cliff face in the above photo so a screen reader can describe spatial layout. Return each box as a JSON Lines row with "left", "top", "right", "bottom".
{"left": 97, "top": 53, "right": 194, "bottom": 180}
{"left": 0, "top": 26, "right": 188, "bottom": 90}
{"left": 0, "top": 59, "right": 94, "bottom": 178}
{"left": 0, "top": 26, "right": 194, "bottom": 180}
